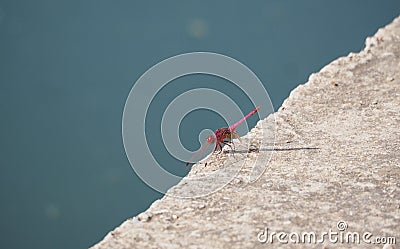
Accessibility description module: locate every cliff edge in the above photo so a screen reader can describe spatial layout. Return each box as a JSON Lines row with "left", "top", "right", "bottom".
{"left": 92, "top": 16, "right": 400, "bottom": 249}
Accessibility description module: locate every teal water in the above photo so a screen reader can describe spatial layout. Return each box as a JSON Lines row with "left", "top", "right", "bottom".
{"left": 0, "top": 1, "right": 399, "bottom": 248}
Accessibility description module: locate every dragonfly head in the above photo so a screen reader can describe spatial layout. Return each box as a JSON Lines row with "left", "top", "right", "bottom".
{"left": 206, "top": 134, "right": 216, "bottom": 144}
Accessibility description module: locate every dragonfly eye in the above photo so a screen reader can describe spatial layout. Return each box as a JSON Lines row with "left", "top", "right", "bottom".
{"left": 207, "top": 135, "right": 215, "bottom": 143}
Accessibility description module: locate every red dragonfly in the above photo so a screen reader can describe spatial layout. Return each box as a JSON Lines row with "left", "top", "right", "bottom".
{"left": 186, "top": 106, "right": 261, "bottom": 167}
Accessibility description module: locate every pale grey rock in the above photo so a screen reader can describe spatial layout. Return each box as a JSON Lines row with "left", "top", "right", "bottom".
{"left": 92, "top": 16, "right": 400, "bottom": 249}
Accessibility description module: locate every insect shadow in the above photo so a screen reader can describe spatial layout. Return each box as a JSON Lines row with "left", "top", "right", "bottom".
{"left": 223, "top": 146, "right": 320, "bottom": 154}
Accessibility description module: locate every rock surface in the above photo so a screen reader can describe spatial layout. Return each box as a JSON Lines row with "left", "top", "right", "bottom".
{"left": 92, "top": 16, "right": 400, "bottom": 249}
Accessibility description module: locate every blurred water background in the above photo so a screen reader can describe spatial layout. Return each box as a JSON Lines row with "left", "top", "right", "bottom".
{"left": 0, "top": 1, "right": 399, "bottom": 248}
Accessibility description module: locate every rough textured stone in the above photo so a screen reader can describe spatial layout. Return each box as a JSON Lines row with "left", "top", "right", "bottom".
{"left": 92, "top": 16, "right": 400, "bottom": 249}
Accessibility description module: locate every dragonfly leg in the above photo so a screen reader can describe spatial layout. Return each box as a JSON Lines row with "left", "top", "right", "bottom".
{"left": 228, "top": 141, "right": 236, "bottom": 158}
{"left": 214, "top": 143, "right": 223, "bottom": 154}
{"left": 222, "top": 140, "right": 235, "bottom": 154}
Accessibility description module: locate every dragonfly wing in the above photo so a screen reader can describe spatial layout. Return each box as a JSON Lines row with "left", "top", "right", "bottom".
{"left": 231, "top": 130, "right": 242, "bottom": 142}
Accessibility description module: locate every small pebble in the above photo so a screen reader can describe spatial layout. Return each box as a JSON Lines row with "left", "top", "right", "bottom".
{"left": 232, "top": 178, "right": 242, "bottom": 184}
{"left": 137, "top": 212, "right": 153, "bottom": 222}
{"left": 197, "top": 204, "right": 206, "bottom": 209}
{"left": 248, "top": 144, "right": 259, "bottom": 152}
{"left": 291, "top": 186, "right": 300, "bottom": 193}
{"left": 131, "top": 218, "right": 140, "bottom": 224}
{"left": 190, "top": 230, "right": 202, "bottom": 237}
{"left": 163, "top": 224, "right": 173, "bottom": 230}
{"left": 283, "top": 220, "right": 291, "bottom": 225}
{"left": 163, "top": 214, "right": 178, "bottom": 222}
{"left": 223, "top": 236, "right": 231, "bottom": 242}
